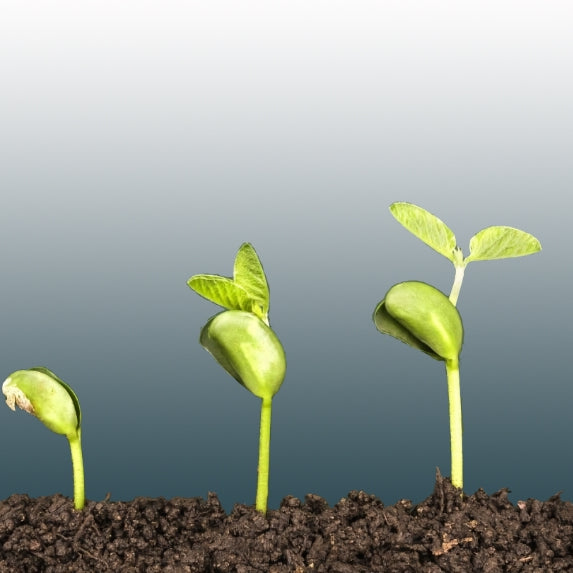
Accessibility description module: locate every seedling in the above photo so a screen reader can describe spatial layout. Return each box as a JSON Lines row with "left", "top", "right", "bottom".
{"left": 2, "top": 367, "right": 85, "bottom": 510}
{"left": 374, "top": 203, "right": 541, "bottom": 490}
{"left": 188, "top": 243, "right": 286, "bottom": 513}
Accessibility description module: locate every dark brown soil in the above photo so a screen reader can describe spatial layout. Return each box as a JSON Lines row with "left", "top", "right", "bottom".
{"left": 1, "top": 471, "right": 572, "bottom": 572}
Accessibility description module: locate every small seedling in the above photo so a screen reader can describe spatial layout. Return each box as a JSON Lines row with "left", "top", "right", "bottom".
{"left": 2, "top": 367, "right": 85, "bottom": 510}
{"left": 374, "top": 202, "right": 541, "bottom": 490}
{"left": 188, "top": 243, "right": 286, "bottom": 513}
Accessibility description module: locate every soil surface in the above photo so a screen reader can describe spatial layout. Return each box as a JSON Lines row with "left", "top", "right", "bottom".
{"left": 1, "top": 471, "right": 572, "bottom": 572}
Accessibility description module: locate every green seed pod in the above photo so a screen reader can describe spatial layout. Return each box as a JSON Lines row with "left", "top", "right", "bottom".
{"left": 383, "top": 281, "right": 463, "bottom": 362}
{"left": 200, "top": 310, "right": 286, "bottom": 400}
{"left": 2, "top": 367, "right": 81, "bottom": 438}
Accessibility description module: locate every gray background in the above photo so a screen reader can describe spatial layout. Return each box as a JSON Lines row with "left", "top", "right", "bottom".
{"left": 1, "top": 2, "right": 571, "bottom": 512}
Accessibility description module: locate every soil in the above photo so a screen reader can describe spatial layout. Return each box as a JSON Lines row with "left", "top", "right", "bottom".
{"left": 1, "top": 471, "right": 572, "bottom": 573}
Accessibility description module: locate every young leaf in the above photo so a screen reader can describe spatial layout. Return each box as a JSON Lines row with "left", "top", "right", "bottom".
{"left": 390, "top": 202, "right": 457, "bottom": 262}
{"left": 465, "top": 226, "right": 542, "bottom": 263}
{"left": 188, "top": 243, "right": 271, "bottom": 323}
{"left": 187, "top": 275, "right": 253, "bottom": 313}
{"left": 233, "top": 243, "right": 270, "bottom": 318}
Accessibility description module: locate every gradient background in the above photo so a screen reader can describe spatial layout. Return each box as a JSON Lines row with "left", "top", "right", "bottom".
{"left": 1, "top": 2, "right": 571, "bottom": 512}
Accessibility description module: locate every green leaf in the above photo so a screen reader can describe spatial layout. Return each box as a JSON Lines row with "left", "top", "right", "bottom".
{"left": 187, "top": 243, "right": 271, "bottom": 323}
{"left": 373, "top": 299, "right": 442, "bottom": 360}
{"left": 233, "top": 243, "right": 270, "bottom": 320}
{"left": 390, "top": 202, "right": 457, "bottom": 262}
{"left": 187, "top": 275, "right": 255, "bottom": 313}
{"left": 465, "top": 226, "right": 542, "bottom": 263}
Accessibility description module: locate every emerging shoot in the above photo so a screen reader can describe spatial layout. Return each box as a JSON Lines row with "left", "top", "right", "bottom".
{"left": 188, "top": 243, "right": 286, "bottom": 513}
{"left": 2, "top": 367, "right": 85, "bottom": 510}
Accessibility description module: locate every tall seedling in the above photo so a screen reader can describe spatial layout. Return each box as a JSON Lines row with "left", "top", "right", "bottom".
{"left": 374, "top": 203, "right": 541, "bottom": 490}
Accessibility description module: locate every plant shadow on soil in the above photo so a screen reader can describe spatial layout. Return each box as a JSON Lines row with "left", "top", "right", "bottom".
{"left": 1, "top": 470, "right": 572, "bottom": 572}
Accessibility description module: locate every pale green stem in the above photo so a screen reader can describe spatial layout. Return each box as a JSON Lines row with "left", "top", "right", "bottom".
{"left": 255, "top": 396, "right": 273, "bottom": 513}
{"left": 445, "top": 357, "right": 463, "bottom": 490}
{"left": 449, "top": 263, "right": 466, "bottom": 306}
{"left": 68, "top": 430, "right": 85, "bottom": 510}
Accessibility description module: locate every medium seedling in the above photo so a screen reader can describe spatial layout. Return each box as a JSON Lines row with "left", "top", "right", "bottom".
{"left": 188, "top": 243, "right": 286, "bottom": 513}
{"left": 374, "top": 202, "right": 541, "bottom": 490}
{"left": 2, "top": 367, "right": 85, "bottom": 509}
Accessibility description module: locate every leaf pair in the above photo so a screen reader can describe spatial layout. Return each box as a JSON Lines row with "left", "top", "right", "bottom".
{"left": 373, "top": 281, "right": 463, "bottom": 363}
{"left": 390, "top": 202, "right": 541, "bottom": 264}
{"left": 188, "top": 243, "right": 270, "bottom": 324}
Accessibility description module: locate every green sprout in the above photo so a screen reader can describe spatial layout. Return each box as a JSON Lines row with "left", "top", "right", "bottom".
{"left": 2, "top": 367, "right": 85, "bottom": 510}
{"left": 188, "top": 243, "right": 286, "bottom": 513}
{"left": 374, "top": 202, "right": 541, "bottom": 490}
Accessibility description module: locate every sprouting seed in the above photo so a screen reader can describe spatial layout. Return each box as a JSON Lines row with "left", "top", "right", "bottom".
{"left": 2, "top": 367, "right": 85, "bottom": 510}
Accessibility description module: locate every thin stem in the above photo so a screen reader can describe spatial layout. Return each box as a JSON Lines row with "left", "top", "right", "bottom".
{"left": 255, "top": 396, "right": 273, "bottom": 513}
{"left": 445, "top": 358, "right": 463, "bottom": 490}
{"left": 449, "top": 264, "right": 466, "bottom": 306}
{"left": 68, "top": 430, "right": 85, "bottom": 510}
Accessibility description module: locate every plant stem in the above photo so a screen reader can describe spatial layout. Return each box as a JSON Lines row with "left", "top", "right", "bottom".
{"left": 68, "top": 430, "right": 85, "bottom": 510}
{"left": 445, "top": 358, "right": 463, "bottom": 490}
{"left": 255, "top": 396, "right": 273, "bottom": 513}
{"left": 449, "top": 263, "right": 466, "bottom": 306}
